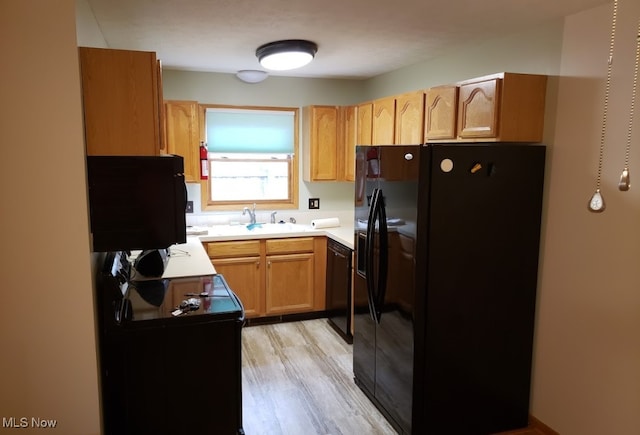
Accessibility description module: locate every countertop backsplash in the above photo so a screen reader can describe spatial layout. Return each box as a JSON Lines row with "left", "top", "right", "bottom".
{"left": 185, "top": 209, "right": 354, "bottom": 228}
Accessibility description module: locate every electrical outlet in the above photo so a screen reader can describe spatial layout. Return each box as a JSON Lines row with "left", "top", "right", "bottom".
{"left": 186, "top": 201, "right": 194, "bottom": 213}
{"left": 308, "top": 198, "right": 320, "bottom": 209}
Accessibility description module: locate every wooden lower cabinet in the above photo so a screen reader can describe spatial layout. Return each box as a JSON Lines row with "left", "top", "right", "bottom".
{"left": 266, "top": 253, "right": 314, "bottom": 314}
{"left": 205, "top": 237, "right": 326, "bottom": 319}
{"left": 211, "top": 256, "right": 262, "bottom": 318}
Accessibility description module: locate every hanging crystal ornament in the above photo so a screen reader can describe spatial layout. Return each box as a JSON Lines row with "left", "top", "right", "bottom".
{"left": 618, "top": 21, "right": 640, "bottom": 191}
{"left": 589, "top": 0, "right": 618, "bottom": 213}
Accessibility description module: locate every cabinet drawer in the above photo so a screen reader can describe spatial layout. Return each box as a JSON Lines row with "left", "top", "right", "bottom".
{"left": 266, "top": 237, "right": 314, "bottom": 255}
{"left": 206, "top": 240, "right": 261, "bottom": 258}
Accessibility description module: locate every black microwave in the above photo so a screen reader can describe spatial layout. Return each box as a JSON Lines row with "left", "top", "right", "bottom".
{"left": 86, "top": 155, "right": 187, "bottom": 252}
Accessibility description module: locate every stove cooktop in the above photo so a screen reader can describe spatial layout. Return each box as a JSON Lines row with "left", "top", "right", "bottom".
{"left": 100, "top": 251, "right": 243, "bottom": 325}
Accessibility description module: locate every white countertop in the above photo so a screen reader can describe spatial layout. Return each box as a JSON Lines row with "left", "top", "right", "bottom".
{"left": 196, "top": 224, "right": 355, "bottom": 250}
{"left": 322, "top": 226, "right": 354, "bottom": 249}
{"left": 160, "top": 224, "right": 355, "bottom": 280}
{"left": 162, "top": 238, "right": 217, "bottom": 278}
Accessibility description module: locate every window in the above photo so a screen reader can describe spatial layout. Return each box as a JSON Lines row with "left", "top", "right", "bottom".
{"left": 200, "top": 105, "right": 299, "bottom": 211}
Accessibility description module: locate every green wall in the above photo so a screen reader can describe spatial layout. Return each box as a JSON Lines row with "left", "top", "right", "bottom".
{"left": 162, "top": 70, "right": 366, "bottom": 106}
{"left": 163, "top": 17, "right": 564, "bottom": 106}
{"left": 162, "top": 18, "right": 565, "bottom": 214}
{"left": 363, "top": 18, "right": 565, "bottom": 99}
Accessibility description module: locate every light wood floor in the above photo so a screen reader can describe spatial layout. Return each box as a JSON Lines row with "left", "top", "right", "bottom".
{"left": 241, "top": 319, "right": 553, "bottom": 435}
{"left": 241, "top": 319, "right": 397, "bottom": 435}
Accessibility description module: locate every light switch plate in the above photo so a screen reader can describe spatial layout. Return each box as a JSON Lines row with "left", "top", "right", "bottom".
{"left": 308, "top": 198, "right": 320, "bottom": 209}
{"left": 186, "top": 201, "right": 194, "bottom": 213}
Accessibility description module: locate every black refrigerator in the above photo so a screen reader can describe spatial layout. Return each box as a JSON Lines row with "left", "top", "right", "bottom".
{"left": 353, "top": 144, "right": 545, "bottom": 434}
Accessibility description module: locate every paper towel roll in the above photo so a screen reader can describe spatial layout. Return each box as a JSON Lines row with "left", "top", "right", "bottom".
{"left": 311, "top": 217, "right": 340, "bottom": 229}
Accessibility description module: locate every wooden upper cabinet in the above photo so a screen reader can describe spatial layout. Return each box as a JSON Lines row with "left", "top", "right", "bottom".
{"left": 356, "top": 102, "right": 373, "bottom": 146}
{"left": 395, "top": 91, "right": 425, "bottom": 145}
{"left": 425, "top": 85, "right": 458, "bottom": 141}
{"left": 79, "top": 47, "right": 163, "bottom": 156}
{"left": 458, "top": 78, "right": 499, "bottom": 139}
{"left": 457, "top": 73, "right": 547, "bottom": 142}
{"left": 303, "top": 105, "right": 339, "bottom": 181}
{"left": 156, "top": 60, "right": 165, "bottom": 152}
{"left": 341, "top": 106, "right": 357, "bottom": 182}
{"left": 303, "top": 105, "right": 356, "bottom": 182}
{"left": 372, "top": 97, "right": 396, "bottom": 145}
{"left": 164, "top": 100, "right": 200, "bottom": 182}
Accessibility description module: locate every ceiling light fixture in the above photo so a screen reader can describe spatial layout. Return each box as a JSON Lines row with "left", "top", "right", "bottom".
{"left": 236, "top": 69, "right": 268, "bottom": 83}
{"left": 256, "top": 40, "right": 318, "bottom": 71}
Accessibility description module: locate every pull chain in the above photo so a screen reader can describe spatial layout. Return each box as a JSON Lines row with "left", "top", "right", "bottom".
{"left": 589, "top": 0, "right": 618, "bottom": 212}
{"left": 618, "top": 20, "right": 640, "bottom": 191}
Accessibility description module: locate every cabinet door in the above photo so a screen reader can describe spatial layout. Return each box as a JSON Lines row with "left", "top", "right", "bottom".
{"left": 212, "top": 257, "right": 263, "bottom": 318}
{"left": 395, "top": 91, "right": 424, "bottom": 145}
{"left": 341, "top": 106, "right": 357, "bottom": 182}
{"left": 357, "top": 103, "right": 373, "bottom": 146}
{"left": 157, "top": 60, "right": 166, "bottom": 152}
{"left": 457, "top": 78, "right": 500, "bottom": 139}
{"left": 303, "top": 106, "right": 339, "bottom": 181}
{"left": 79, "top": 47, "right": 162, "bottom": 156}
{"left": 425, "top": 85, "right": 458, "bottom": 141}
{"left": 165, "top": 101, "right": 200, "bottom": 182}
{"left": 266, "top": 253, "right": 314, "bottom": 315}
{"left": 372, "top": 97, "right": 396, "bottom": 145}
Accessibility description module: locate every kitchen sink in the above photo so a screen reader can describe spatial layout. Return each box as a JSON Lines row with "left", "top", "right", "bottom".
{"left": 206, "top": 222, "right": 313, "bottom": 237}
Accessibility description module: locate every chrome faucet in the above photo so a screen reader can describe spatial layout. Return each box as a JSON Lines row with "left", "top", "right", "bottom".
{"left": 270, "top": 211, "right": 277, "bottom": 224}
{"left": 242, "top": 203, "right": 257, "bottom": 224}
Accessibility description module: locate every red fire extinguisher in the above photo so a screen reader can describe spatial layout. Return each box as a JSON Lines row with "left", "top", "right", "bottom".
{"left": 200, "top": 141, "right": 209, "bottom": 180}
{"left": 366, "top": 147, "right": 379, "bottom": 178}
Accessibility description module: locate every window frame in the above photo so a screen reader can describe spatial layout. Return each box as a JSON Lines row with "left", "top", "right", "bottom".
{"left": 199, "top": 104, "right": 299, "bottom": 212}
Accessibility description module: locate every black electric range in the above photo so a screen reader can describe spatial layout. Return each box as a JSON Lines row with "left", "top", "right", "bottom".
{"left": 96, "top": 251, "right": 245, "bottom": 435}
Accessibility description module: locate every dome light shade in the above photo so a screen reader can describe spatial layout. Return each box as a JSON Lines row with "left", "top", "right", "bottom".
{"left": 236, "top": 70, "right": 268, "bottom": 83}
{"left": 256, "top": 40, "right": 317, "bottom": 71}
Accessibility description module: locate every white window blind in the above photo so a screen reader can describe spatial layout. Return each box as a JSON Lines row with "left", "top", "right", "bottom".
{"left": 205, "top": 108, "right": 295, "bottom": 154}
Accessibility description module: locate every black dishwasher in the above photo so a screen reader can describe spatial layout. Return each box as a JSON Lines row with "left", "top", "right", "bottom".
{"left": 96, "top": 251, "right": 245, "bottom": 435}
{"left": 326, "top": 239, "right": 353, "bottom": 343}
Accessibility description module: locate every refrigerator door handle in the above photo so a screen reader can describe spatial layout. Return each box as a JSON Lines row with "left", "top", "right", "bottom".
{"left": 375, "top": 191, "right": 388, "bottom": 323}
{"left": 365, "top": 188, "right": 380, "bottom": 323}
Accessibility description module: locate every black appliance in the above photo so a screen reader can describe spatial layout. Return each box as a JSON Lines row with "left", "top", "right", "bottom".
{"left": 87, "top": 155, "right": 187, "bottom": 252}
{"left": 133, "top": 248, "right": 170, "bottom": 278}
{"left": 353, "top": 144, "right": 545, "bottom": 434}
{"left": 96, "top": 251, "right": 245, "bottom": 435}
{"left": 326, "top": 238, "right": 353, "bottom": 343}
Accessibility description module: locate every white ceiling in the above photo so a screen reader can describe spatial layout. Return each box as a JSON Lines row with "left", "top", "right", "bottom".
{"left": 85, "top": 0, "right": 611, "bottom": 79}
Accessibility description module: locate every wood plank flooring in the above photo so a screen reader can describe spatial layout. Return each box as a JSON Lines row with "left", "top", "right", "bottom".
{"left": 241, "top": 319, "right": 554, "bottom": 435}
{"left": 241, "top": 319, "right": 397, "bottom": 435}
